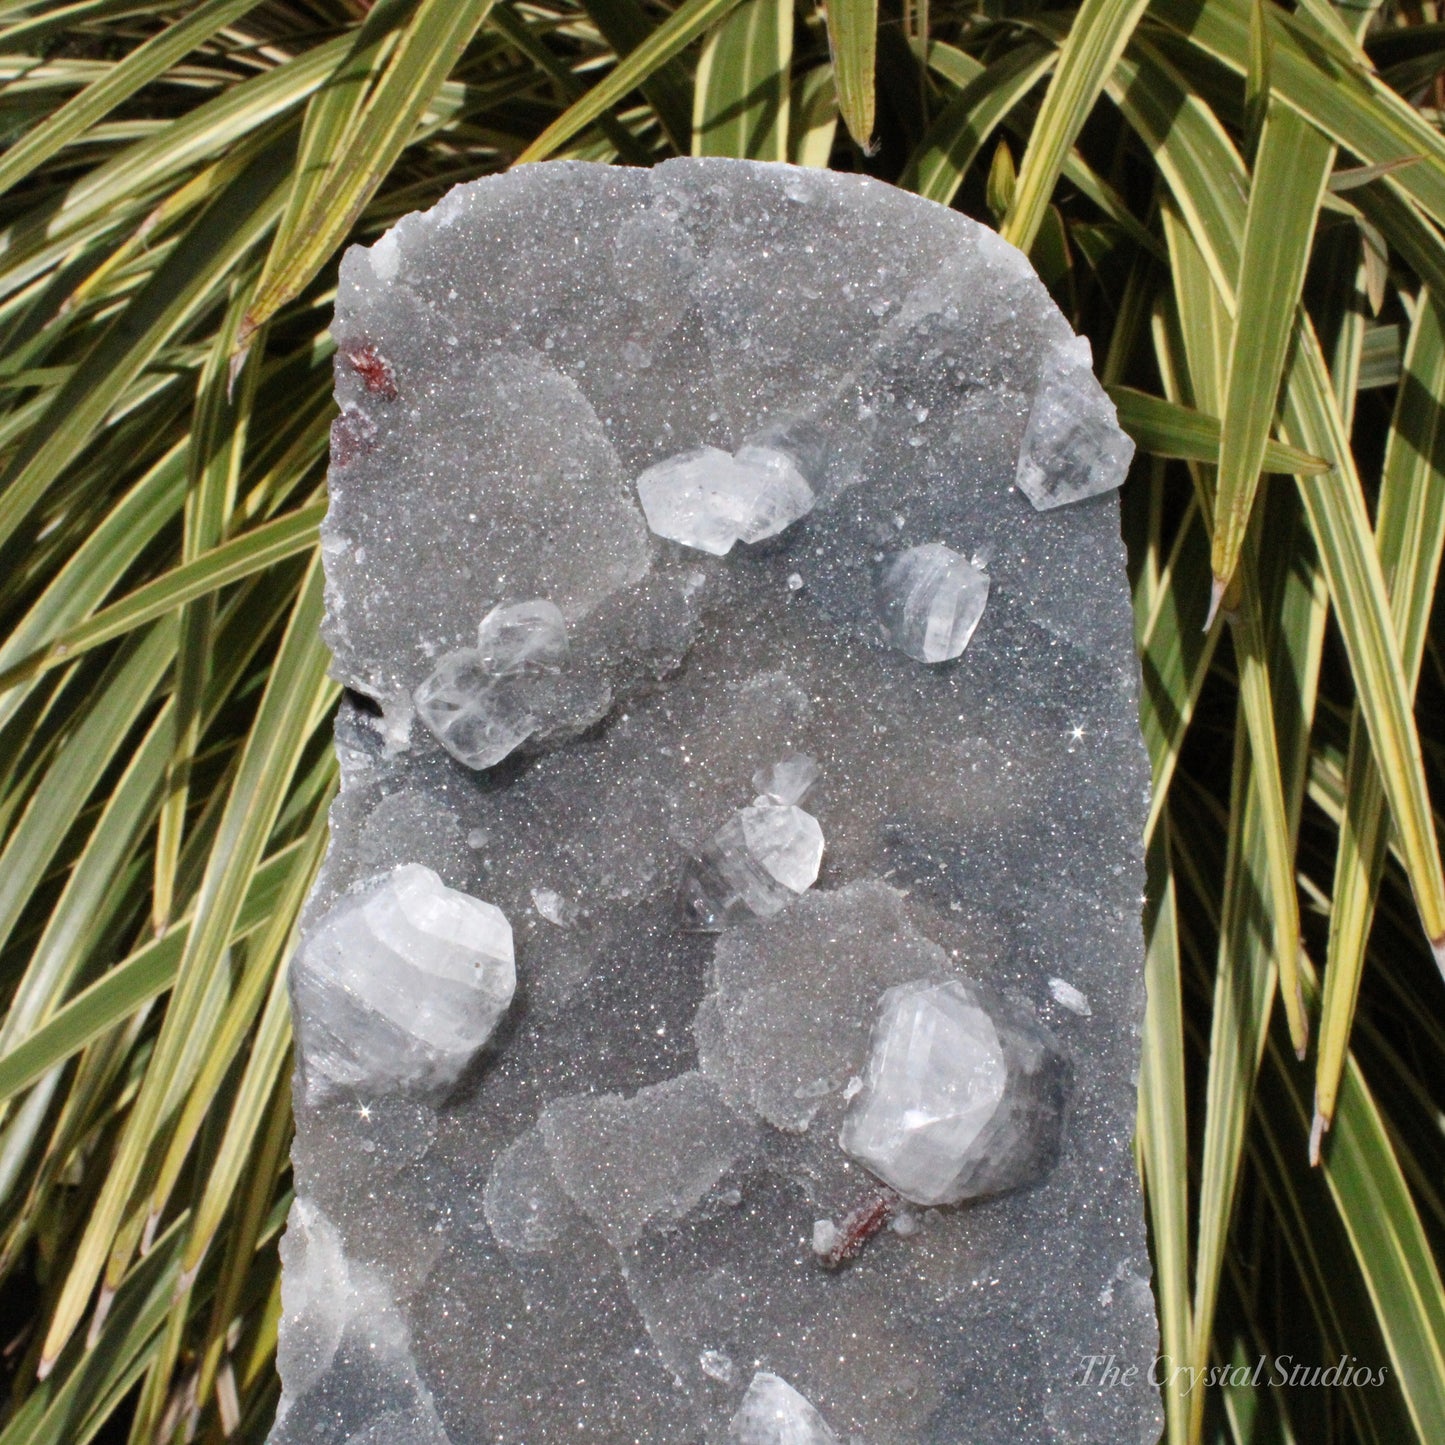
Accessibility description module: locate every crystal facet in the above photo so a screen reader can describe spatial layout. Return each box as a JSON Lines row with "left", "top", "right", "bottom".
{"left": 729, "top": 1372, "right": 839, "bottom": 1445}
{"left": 290, "top": 863, "right": 514, "bottom": 1096}
{"left": 636, "top": 443, "right": 814, "bottom": 555}
{"left": 413, "top": 599, "right": 568, "bottom": 768}
{"left": 680, "top": 800, "right": 824, "bottom": 930}
{"left": 840, "top": 977, "right": 1067, "bottom": 1205}
{"left": 751, "top": 753, "right": 820, "bottom": 806}
{"left": 1015, "top": 336, "right": 1135, "bottom": 510}
{"left": 877, "top": 542, "right": 989, "bottom": 663}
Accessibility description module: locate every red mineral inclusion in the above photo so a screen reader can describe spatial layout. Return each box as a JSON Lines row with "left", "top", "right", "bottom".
{"left": 341, "top": 340, "right": 399, "bottom": 400}
{"left": 821, "top": 1188, "right": 901, "bottom": 1268}
{"left": 331, "top": 405, "right": 377, "bottom": 467}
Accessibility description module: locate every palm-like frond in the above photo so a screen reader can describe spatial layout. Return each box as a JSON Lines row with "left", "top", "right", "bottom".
{"left": 0, "top": 3, "right": 1441, "bottom": 1441}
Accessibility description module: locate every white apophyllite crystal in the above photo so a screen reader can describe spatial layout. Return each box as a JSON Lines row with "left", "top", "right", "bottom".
{"left": 700, "top": 1349, "right": 736, "bottom": 1383}
{"left": 1049, "top": 977, "right": 1092, "bottom": 1015}
{"left": 680, "top": 800, "right": 824, "bottom": 930}
{"left": 729, "top": 1372, "right": 840, "bottom": 1445}
{"left": 1015, "top": 335, "right": 1135, "bottom": 510}
{"left": 877, "top": 543, "right": 989, "bottom": 664}
{"left": 750, "top": 753, "right": 820, "bottom": 806}
{"left": 291, "top": 864, "right": 514, "bottom": 1096}
{"left": 840, "top": 977, "right": 1066, "bottom": 1206}
{"left": 636, "top": 443, "right": 814, "bottom": 555}
{"left": 414, "top": 599, "right": 568, "bottom": 768}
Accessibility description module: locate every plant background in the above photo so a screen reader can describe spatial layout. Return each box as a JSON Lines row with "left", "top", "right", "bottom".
{"left": 0, "top": 1, "right": 1443, "bottom": 1441}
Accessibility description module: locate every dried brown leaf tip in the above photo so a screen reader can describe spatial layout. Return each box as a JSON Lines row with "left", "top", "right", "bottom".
{"left": 341, "top": 340, "right": 399, "bottom": 400}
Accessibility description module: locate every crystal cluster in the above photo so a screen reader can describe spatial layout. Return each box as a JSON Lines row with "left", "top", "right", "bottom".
{"left": 414, "top": 600, "right": 569, "bottom": 769}
{"left": 280, "top": 159, "right": 1157, "bottom": 1445}
{"left": 637, "top": 443, "right": 815, "bottom": 555}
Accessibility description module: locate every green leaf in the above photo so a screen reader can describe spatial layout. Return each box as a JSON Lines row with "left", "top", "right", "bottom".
{"left": 0, "top": 841, "right": 306, "bottom": 1106}
{"left": 242, "top": 0, "right": 495, "bottom": 343}
{"left": 903, "top": 41, "right": 1054, "bottom": 206}
{"left": 1315, "top": 293, "right": 1445, "bottom": 1140}
{"left": 1109, "top": 385, "right": 1330, "bottom": 475}
{"left": 516, "top": 0, "right": 745, "bottom": 164}
{"left": 38, "top": 561, "right": 331, "bottom": 1372}
{"left": 1213, "top": 102, "right": 1334, "bottom": 605}
{"left": 0, "top": 133, "right": 294, "bottom": 555}
{"left": 692, "top": 0, "right": 792, "bottom": 161}
{"left": 823, "top": 0, "right": 876, "bottom": 150}
{"left": 787, "top": 64, "right": 838, "bottom": 168}
{"left": 0, "top": 0, "right": 265, "bottom": 201}
{"left": 1001, "top": 0, "right": 1149, "bottom": 253}
{"left": 0, "top": 500, "right": 324, "bottom": 694}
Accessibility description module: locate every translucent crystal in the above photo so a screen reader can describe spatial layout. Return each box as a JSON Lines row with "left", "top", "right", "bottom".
{"left": 877, "top": 542, "right": 989, "bottom": 664}
{"left": 1049, "top": 977, "right": 1092, "bottom": 1015}
{"left": 476, "top": 597, "right": 568, "bottom": 671}
{"left": 750, "top": 753, "right": 820, "bottom": 806}
{"left": 539, "top": 1072, "right": 754, "bottom": 1249}
{"left": 290, "top": 863, "right": 514, "bottom": 1096}
{"left": 413, "top": 599, "right": 568, "bottom": 768}
{"left": 636, "top": 443, "right": 814, "bottom": 555}
{"left": 1015, "top": 335, "right": 1135, "bottom": 510}
{"left": 680, "top": 801, "right": 824, "bottom": 930}
{"left": 729, "top": 1372, "right": 839, "bottom": 1445}
{"left": 840, "top": 977, "right": 1067, "bottom": 1206}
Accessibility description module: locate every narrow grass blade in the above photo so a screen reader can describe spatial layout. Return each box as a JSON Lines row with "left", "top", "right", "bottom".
{"left": 0, "top": 500, "right": 324, "bottom": 694}
{"left": 1213, "top": 103, "right": 1333, "bottom": 604}
{"left": 37, "top": 561, "right": 330, "bottom": 1373}
{"left": 0, "top": 134, "right": 293, "bottom": 555}
{"left": 0, "top": 626, "right": 174, "bottom": 969}
{"left": 0, "top": 841, "right": 306, "bottom": 1106}
{"left": 1137, "top": 822, "right": 1191, "bottom": 1445}
{"left": 580, "top": 0, "right": 694, "bottom": 150}
{"left": 1289, "top": 963, "right": 1445, "bottom": 1437}
{"left": 242, "top": 0, "right": 494, "bottom": 344}
{"left": 823, "top": 0, "right": 876, "bottom": 149}
{"left": 1315, "top": 294, "right": 1445, "bottom": 1141}
{"left": 903, "top": 41, "right": 1054, "bottom": 206}
{"left": 1110, "top": 386, "right": 1329, "bottom": 475}
{"left": 1151, "top": 0, "right": 1445, "bottom": 233}
{"left": 1000, "top": 0, "right": 1148, "bottom": 254}
{"left": 787, "top": 64, "right": 837, "bottom": 167}
{"left": 692, "top": 0, "right": 792, "bottom": 160}
{"left": 0, "top": 0, "right": 265, "bottom": 201}
{"left": 516, "top": 0, "right": 744, "bottom": 163}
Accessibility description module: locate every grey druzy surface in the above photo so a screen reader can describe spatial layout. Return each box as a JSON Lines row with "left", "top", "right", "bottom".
{"left": 278, "top": 159, "right": 1160, "bottom": 1445}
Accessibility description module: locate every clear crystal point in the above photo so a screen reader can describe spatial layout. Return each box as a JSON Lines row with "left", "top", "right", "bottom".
{"left": 877, "top": 542, "right": 989, "bottom": 664}
{"left": 476, "top": 597, "right": 569, "bottom": 672}
{"left": 1015, "top": 335, "right": 1135, "bottom": 510}
{"left": 636, "top": 444, "right": 814, "bottom": 555}
{"left": 750, "top": 753, "right": 820, "bottom": 806}
{"left": 680, "top": 801, "right": 823, "bottom": 930}
{"left": 414, "top": 598, "right": 568, "bottom": 768}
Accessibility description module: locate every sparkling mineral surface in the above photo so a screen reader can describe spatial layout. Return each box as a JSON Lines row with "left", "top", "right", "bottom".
{"left": 279, "top": 159, "right": 1157, "bottom": 1444}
